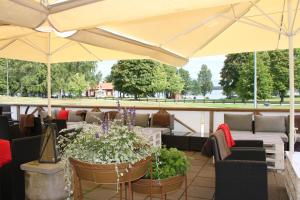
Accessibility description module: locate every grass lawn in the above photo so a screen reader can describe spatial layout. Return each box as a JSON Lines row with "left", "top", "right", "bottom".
{"left": 0, "top": 96, "right": 299, "bottom": 109}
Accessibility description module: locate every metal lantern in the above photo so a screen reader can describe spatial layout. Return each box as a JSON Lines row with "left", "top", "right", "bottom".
{"left": 39, "top": 122, "right": 60, "bottom": 163}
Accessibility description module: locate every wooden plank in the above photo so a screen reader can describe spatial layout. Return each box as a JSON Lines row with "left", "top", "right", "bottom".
{"left": 4, "top": 103, "right": 300, "bottom": 112}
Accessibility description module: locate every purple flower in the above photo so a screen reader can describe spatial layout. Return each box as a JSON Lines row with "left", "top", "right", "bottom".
{"left": 101, "top": 115, "right": 109, "bottom": 134}
{"left": 95, "top": 132, "right": 100, "bottom": 139}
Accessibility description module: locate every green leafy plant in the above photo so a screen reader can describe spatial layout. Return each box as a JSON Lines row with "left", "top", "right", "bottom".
{"left": 57, "top": 120, "right": 151, "bottom": 198}
{"left": 145, "top": 148, "right": 190, "bottom": 179}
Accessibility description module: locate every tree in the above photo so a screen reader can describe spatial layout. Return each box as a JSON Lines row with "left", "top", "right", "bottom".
{"left": 268, "top": 50, "right": 289, "bottom": 102}
{"left": 0, "top": 60, "right": 7, "bottom": 94}
{"left": 51, "top": 61, "right": 100, "bottom": 97}
{"left": 67, "top": 73, "right": 88, "bottom": 97}
{"left": 197, "top": 64, "right": 213, "bottom": 97}
{"left": 111, "top": 59, "right": 164, "bottom": 99}
{"left": 151, "top": 65, "right": 167, "bottom": 94}
{"left": 163, "top": 65, "right": 184, "bottom": 98}
{"left": 236, "top": 52, "right": 273, "bottom": 100}
{"left": 220, "top": 53, "right": 249, "bottom": 98}
{"left": 178, "top": 68, "right": 192, "bottom": 95}
{"left": 190, "top": 79, "right": 200, "bottom": 96}
{"left": 0, "top": 59, "right": 100, "bottom": 97}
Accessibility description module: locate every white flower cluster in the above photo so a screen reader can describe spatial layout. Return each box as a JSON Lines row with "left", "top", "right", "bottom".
{"left": 57, "top": 120, "right": 152, "bottom": 198}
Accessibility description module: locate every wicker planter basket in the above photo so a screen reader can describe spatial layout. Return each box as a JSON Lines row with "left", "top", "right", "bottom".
{"left": 132, "top": 175, "right": 187, "bottom": 199}
{"left": 69, "top": 157, "right": 151, "bottom": 200}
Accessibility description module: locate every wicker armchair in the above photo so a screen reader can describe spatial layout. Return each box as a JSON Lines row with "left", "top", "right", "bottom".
{"left": 211, "top": 130, "right": 268, "bottom": 200}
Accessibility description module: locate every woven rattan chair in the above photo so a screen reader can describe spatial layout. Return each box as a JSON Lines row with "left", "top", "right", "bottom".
{"left": 210, "top": 130, "right": 268, "bottom": 200}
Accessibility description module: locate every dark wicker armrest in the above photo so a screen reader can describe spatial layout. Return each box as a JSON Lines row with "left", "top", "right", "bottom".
{"left": 215, "top": 160, "right": 268, "bottom": 200}
{"left": 9, "top": 124, "right": 22, "bottom": 139}
{"left": 228, "top": 148, "right": 266, "bottom": 161}
{"left": 234, "top": 140, "right": 263, "bottom": 147}
{"left": 216, "top": 160, "right": 267, "bottom": 177}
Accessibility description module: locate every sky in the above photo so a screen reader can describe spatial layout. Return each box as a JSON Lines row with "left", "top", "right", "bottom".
{"left": 96, "top": 55, "right": 226, "bottom": 86}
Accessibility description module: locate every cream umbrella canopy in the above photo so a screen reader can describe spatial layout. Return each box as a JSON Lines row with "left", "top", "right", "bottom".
{"left": 47, "top": 0, "right": 299, "bottom": 153}
{"left": 0, "top": 24, "right": 149, "bottom": 116}
{"left": 0, "top": 23, "right": 187, "bottom": 116}
{"left": 2, "top": 0, "right": 300, "bottom": 151}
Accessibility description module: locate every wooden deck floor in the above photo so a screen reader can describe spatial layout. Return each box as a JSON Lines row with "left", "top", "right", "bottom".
{"left": 81, "top": 152, "right": 289, "bottom": 200}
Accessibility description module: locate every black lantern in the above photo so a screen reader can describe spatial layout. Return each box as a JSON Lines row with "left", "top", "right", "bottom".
{"left": 39, "top": 122, "right": 60, "bottom": 163}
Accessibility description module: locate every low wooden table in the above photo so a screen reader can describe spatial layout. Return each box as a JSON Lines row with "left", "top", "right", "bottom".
{"left": 20, "top": 161, "right": 67, "bottom": 200}
{"left": 284, "top": 151, "right": 300, "bottom": 200}
{"left": 231, "top": 134, "right": 285, "bottom": 170}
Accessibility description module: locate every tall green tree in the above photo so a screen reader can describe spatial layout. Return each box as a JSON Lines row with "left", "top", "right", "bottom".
{"left": 178, "top": 68, "right": 192, "bottom": 95}
{"left": 163, "top": 65, "right": 184, "bottom": 98}
{"left": 0, "top": 59, "right": 100, "bottom": 97}
{"left": 111, "top": 59, "right": 164, "bottom": 99}
{"left": 67, "top": 73, "right": 88, "bottom": 96}
{"left": 268, "top": 50, "right": 289, "bottom": 102}
{"left": 190, "top": 79, "right": 200, "bottom": 96}
{"left": 0, "top": 60, "right": 7, "bottom": 94}
{"left": 236, "top": 52, "right": 273, "bottom": 100}
{"left": 220, "top": 53, "right": 249, "bottom": 98}
{"left": 197, "top": 64, "right": 213, "bottom": 97}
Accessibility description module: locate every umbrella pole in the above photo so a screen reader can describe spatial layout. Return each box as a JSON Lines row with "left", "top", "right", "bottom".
{"left": 288, "top": 0, "right": 295, "bottom": 153}
{"left": 254, "top": 51, "right": 257, "bottom": 109}
{"left": 47, "top": 61, "right": 51, "bottom": 116}
{"left": 47, "top": 32, "right": 52, "bottom": 117}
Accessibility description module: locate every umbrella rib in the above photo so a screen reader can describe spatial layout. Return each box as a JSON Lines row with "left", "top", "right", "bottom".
{"left": 0, "top": 39, "right": 17, "bottom": 52}
{"left": 250, "top": 1, "right": 285, "bottom": 33}
{"left": 51, "top": 41, "right": 74, "bottom": 56}
{"left": 48, "top": 0, "right": 103, "bottom": 14}
{"left": 277, "top": 0, "right": 287, "bottom": 49}
{"left": 78, "top": 43, "right": 103, "bottom": 61}
{"left": 19, "top": 38, "right": 48, "bottom": 55}
{"left": 291, "top": 0, "right": 300, "bottom": 32}
{"left": 10, "top": 0, "right": 48, "bottom": 13}
{"left": 219, "top": 11, "right": 287, "bottom": 35}
{"left": 0, "top": 32, "right": 35, "bottom": 43}
{"left": 160, "top": 11, "right": 229, "bottom": 47}
{"left": 188, "top": 1, "right": 256, "bottom": 57}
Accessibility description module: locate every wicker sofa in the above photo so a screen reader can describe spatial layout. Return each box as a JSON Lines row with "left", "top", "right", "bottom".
{"left": 224, "top": 113, "right": 292, "bottom": 145}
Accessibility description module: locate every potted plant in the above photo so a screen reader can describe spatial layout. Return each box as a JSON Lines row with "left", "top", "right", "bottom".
{"left": 57, "top": 119, "right": 152, "bottom": 200}
{"left": 132, "top": 148, "right": 190, "bottom": 199}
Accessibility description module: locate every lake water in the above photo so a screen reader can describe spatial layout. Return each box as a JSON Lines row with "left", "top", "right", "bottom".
{"left": 191, "top": 89, "right": 226, "bottom": 100}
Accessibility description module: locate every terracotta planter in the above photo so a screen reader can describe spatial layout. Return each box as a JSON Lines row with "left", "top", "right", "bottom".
{"left": 132, "top": 175, "right": 186, "bottom": 196}
{"left": 69, "top": 157, "right": 151, "bottom": 200}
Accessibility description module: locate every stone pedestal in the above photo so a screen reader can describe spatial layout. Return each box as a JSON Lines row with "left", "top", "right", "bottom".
{"left": 21, "top": 161, "right": 67, "bottom": 200}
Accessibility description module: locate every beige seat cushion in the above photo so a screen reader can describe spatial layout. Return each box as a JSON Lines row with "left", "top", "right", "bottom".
{"left": 255, "top": 115, "right": 286, "bottom": 133}
{"left": 213, "top": 130, "right": 231, "bottom": 160}
{"left": 231, "top": 130, "right": 253, "bottom": 135}
{"left": 85, "top": 112, "right": 105, "bottom": 124}
{"left": 255, "top": 132, "right": 288, "bottom": 142}
{"left": 68, "top": 111, "right": 84, "bottom": 122}
{"left": 134, "top": 114, "right": 150, "bottom": 127}
{"left": 224, "top": 114, "right": 253, "bottom": 131}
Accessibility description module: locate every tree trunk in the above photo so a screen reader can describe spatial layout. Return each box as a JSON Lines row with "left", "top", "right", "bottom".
{"left": 280, "top": 95, "right": 284, "bottom": 103}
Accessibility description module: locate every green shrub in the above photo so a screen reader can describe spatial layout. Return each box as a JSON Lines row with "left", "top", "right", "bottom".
{"left": 145, "top": 148, "right": 190, "bottom": 179}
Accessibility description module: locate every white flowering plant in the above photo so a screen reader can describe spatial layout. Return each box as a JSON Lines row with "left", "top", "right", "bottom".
{"left": 57, "top": 119, "right": 152, "bottom": 198}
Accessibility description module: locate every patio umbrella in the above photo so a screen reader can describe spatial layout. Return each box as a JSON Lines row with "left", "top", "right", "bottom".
{"left": 63, "top": 0, "right": 298, "bottom": 152}
{"left": 0, "top": 24, "right": 187, "bottom": 117}
{"left": 2, "top": 0, "right": 300, "bottom": 151}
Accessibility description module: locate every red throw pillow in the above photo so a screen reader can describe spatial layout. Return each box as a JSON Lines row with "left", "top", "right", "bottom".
{"left": 0, "top": 139, "right": 12, "bottom": 167}
{"left": 57, "top": 110, "right": 69, "bottom": 120}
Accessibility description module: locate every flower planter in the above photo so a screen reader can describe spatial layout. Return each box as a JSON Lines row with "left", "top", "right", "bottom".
{"left": 132, "top": 175, "right": 187, "bottom": 199}
{"left": 69, "top": 157, "right": 151, "bottom": 200}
